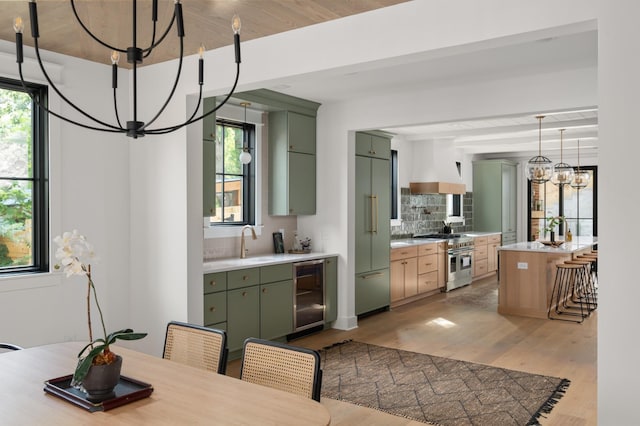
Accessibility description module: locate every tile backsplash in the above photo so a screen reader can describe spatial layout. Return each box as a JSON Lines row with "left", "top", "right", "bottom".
{"left": 391, "top": 188, "right": 473, "bottom": 238}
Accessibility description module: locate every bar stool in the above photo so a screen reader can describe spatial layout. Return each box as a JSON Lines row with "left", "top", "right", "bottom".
{"left": 548, "top": 263, "right": 588, "bottom": 323}
{"left": 564, "top": 259, "right": 597, "bottom": 312}
{"left": 577, "top": 252, "right": 598, "bottom": 292}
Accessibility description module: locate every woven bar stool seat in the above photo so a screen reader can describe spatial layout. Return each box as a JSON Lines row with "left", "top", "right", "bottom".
{"left": 548, "top": 263, "right": 588, "bottom": 323}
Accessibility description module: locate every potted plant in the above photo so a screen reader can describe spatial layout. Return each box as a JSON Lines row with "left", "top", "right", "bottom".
{"left": 543, "top": 216, "right": 565, "bottom": 242}
{"left": 54, "top": 230, "right": 146, "bottom": 401}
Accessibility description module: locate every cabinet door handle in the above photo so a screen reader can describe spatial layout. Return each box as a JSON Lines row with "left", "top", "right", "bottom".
{"left": 372, "top": 195, "right": 379, "bottom": 234}
{"left": 209, "top": 280, "right": 216, "bottom": 287}
{"left": 360, "top": 272, "right": 383, "bottom": 280}
{"left": 262, "top": 288, "right": 267, "bottom": 293}
{"left": 209, "top": 306, "right": 216, "bottom": 312}
{"left": 242, "top": 291, "right": 247, "bottom": 297}
{"left": 242, "top": 275, "right": 248, "bottom": 281}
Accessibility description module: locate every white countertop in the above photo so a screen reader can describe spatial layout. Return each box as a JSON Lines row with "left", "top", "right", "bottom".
{"left": 463, "top": 231, "right": 502, "bottom": 237}
{"left": 203, "top": 252, "right": 338, "bottom": 273}
{"left": 390, "top": 238, "right": 445, "bottom": 249}
{"left": 498, "top": 236, "right": 598, "bottom": 253}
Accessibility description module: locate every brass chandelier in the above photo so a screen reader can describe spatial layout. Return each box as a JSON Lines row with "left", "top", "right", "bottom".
{"left": 13, "top": 0, "right": 242, "bottom": 139}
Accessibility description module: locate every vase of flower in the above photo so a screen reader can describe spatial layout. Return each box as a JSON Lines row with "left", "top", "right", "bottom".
{"left": 550, "top": 231, "right": 555, "bottom": 242}
{"left": 54, "top": 230, "right": 146, "bottom": 401}
{"left": 81, "top": 354, "right": 122, "bottom": 402}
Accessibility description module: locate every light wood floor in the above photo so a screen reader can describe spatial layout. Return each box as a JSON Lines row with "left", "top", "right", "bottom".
{"left": 229, "top": 275, "right": 597, "bottom": 425}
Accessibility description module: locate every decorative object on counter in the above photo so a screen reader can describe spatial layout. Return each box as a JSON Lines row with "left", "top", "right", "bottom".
{"left": 13, "top": 1, "right": 243, "bottom": 139}
{"left": 442, "top": 220, "right": 452, "bottom": 234}
{"left": 550, "top": 129, "right": 575, "bottom": 186}
{"left": 570, "top": 139, "right": 590, "bottom": 189}
{"left": 54, "top": 230, "right": 147, "bottom": 402}
{"left": 526, "top": 115, "right": 553, "bottom": 183}
{"left": 320, "top": 340, "right": 570, "bottom": 426}
{"left": 289, "top": 232, "right": 311, "bottom": 254}
{"left": 272, "top": 232, "right": 284, "bottom": 254}
{"left": 543, "top": 215, "right": 565, "bottom": 242}
{"left": 566, "top": 228, "right": 573, "bottom": 242}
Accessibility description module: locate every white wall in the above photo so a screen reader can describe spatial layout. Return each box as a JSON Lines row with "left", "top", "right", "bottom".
{"left": 0, "top": 41, "right": 132, "bottom": 347}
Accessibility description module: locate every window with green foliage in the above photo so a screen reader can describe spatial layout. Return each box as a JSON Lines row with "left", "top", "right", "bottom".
{"left": 211, "top": 119, "right": 254, "bottom": 225}
{"left": 0, "top": 78, "right": 48, "bottom": 274}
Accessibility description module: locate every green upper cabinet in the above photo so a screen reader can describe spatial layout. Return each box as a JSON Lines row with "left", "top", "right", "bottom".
{"left": 356, "top": 132, "right": 391, "bottom": 160}
{"left": 269, "top": 111, "right": 317, "bottom": 216}
{"left": 202, "top": 97, "right": 216, "bottom": 217}
{"left": 270, "top": 110, "right": 316, "bottom": 154}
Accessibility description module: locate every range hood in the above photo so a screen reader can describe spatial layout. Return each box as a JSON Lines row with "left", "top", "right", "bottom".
{"left": 409, "top": 139, "right": 466, "bottom": 194}
{"left": 409, "top": 181, "right": 466, "bottom": 194}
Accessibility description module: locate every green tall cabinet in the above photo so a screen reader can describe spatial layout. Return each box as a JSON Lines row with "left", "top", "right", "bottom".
{"left": 355, "top": 131, "right": 391, "bottom": 316}
{"left": 202, "top": 97, "right": 216, "bottom": 217}
{"left": 472, "top": 159, "right": 517, "bottom": 245}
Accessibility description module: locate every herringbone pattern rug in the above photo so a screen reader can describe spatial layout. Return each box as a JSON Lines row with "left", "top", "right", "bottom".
{"left": 320, "top": 341, "right": 569, "bottom": 425}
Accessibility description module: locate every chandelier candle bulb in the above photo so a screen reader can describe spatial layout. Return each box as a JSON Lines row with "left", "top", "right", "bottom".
{"left": 14, "top": 17, "right": 23, "bottom": 64}
{"left": 199, "top": 44, "right": 205, "bottom": 85}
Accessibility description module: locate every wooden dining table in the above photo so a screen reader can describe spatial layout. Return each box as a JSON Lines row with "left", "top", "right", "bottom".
{"left": 0, "top": 341, "right": 331, "bottom": 425}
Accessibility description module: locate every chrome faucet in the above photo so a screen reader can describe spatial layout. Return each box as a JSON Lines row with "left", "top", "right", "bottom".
{"left": 240, "top": 225, "right": 257, "bottom": 258}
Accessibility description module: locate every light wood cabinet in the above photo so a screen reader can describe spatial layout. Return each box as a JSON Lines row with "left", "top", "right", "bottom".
{"left": 487, "top": 234, "right": 501, "bottom": 272}
{"left": 390, "top": 246, "right": 418, "bottom": 303}
{"left": 391, "top": 241, "right": 445, "bottom": 307}
{"left": 472, "top": 234, "right": 501, "bottom": 280}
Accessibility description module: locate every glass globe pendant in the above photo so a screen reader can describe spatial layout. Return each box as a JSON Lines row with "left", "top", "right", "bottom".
{"left": 526, "top": 115, "right": 553, "bottom": 183}
{"left": 570, "top": 139, "right": 590, "bottom": 189}
{"left": 550, "top": 128, "right": 574, "bottom": 186}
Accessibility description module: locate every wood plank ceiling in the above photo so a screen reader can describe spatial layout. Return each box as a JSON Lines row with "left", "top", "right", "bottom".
{"left": 0, "top": 0, "right": 409, "bottom": 68}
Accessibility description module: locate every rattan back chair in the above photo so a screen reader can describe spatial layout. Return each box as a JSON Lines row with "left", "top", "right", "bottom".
{"left": 240, "top": 337, "right": 322, "bottom": 401}
{"left": 163, "top": 321, "right": 228, "bottom": 374}
{"left": 0, "top": 343, "right": 24, "bottom": 353}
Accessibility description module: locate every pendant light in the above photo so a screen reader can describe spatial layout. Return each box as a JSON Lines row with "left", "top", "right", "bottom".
{"left": 238, "top": 102, "right": 252, "bottom": 165}
{"left": 550, "top": 129, "right": 574, "bottom": 186}
{"left": 13, "top": 0, "right": 242, "bottom": 139}
{"left": 526, "top": 115, "right": 553, "bottom": 183}
{"left": 570, "top": 139, "right": 590, "bottom": 189}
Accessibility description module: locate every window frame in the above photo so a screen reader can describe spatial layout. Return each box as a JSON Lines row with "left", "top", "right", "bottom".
{"left": 0, "top": 77, "right": 49, "bottom": 275}
{"left": 212, "top": 118, "right": 255, "bottom": 227}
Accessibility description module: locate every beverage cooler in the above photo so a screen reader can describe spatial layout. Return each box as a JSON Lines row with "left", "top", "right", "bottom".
{"left": 293, "top": 259, "right": 325, "bottom": 331}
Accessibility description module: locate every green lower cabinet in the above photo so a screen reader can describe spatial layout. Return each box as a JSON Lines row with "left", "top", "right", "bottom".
{"left": 226, "top": 285, "right": 260, "bottom": 353}
{"left": 204, "top": 292, "right": 227, "bottom": 326}
{"left": 260, "top": 280, "right": 294, "bottom": 341}
{"left": 325, "top": 257, "right": 338, "bottom": 323}
{"left": 355, "top": 268, "right": 390, "bottom": 316}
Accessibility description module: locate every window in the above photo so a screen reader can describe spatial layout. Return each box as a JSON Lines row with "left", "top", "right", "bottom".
{"left": 0, "top": 77, "right": 48, "bottom": 274}
{"left": 528, "top": 166, "right": 597, "bottom": 240}
{"left": 211, "top": 119, "right": 254, "bottom": 225}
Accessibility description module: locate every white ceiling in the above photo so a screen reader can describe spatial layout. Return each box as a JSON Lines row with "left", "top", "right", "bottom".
{"left": 269, "top": 30, "right": 598, "bottom": 157}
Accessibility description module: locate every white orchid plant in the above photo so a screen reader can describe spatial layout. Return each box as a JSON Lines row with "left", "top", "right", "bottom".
{"left": 54, "top": 230, "right": 146, "bottom": 385}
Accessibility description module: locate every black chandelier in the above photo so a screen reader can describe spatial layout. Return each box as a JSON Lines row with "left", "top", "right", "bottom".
{"left": 13, "top": 0, "right": 241, "bottom": 138}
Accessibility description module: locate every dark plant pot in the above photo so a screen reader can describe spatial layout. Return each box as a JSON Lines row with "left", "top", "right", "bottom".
{"left": 82, "top": 355, "right": 122, "bottom": 402}
{"left": 443, "top": 226, "right": 452, "bottom": 234}
{"left": 550, "top": 231, "right": 555, "bottom": 242}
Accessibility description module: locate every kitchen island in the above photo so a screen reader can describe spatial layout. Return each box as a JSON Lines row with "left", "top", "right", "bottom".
{"left": 498, "top": 237, "right": 597, "bottom": 319}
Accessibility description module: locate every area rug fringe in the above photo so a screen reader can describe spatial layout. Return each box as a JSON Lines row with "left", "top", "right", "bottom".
{"left": 527, "top": 378, "right": 572, "bottom": 425}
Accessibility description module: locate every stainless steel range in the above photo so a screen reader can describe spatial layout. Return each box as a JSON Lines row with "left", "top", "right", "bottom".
{"left": 413, "top": 233, "right": 474, "bottom": 291}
